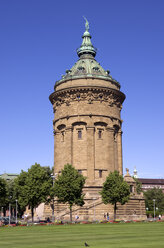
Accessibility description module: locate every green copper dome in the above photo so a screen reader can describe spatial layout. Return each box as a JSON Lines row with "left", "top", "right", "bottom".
{"left": 55, "top": 18, "right": 120, "bottom": 88}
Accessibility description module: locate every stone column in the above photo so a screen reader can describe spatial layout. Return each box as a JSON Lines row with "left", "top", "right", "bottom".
{"left": 106, "top": 127, "right": 115, "bottom": 173}
{"left": 54, "top": 130, "right": 60, "bottom": 173}
{"left": 86, "top": 126, "right": 95, "bottom": 182}
{"left": 113, "top": 131, "right": 118, "bottom": 171}
{"left": 71, "top": 126, "right": 73, "bottom": 165}
{"left": 117, "top": 131, "right": 123, "bottom": 175}
{"left": 65, "top": 126, "right": 73, "bottom": 165}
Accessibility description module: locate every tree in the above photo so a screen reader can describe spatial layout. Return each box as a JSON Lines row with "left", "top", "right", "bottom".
{"left": 0, "top": 177, "right": 20, "bottom": 216}
{"left": 6, "top": 179, "right": 18, "bottom": 217}
{"left": 14, "top": 163, "right": 53, "bottom": 222}
{"left": 144, "top": 188, "right": 164, "bottom": 215}
{"left": 100, "top": 170, "right": 130, "bottom": 221}
{"left": 0, "top": 178, "right": 8, "bottom": 210}
{"left": 54, "top": 164, "right": 86, "bottom": 222}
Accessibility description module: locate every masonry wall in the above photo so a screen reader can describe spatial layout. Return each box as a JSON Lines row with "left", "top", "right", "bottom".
{"left": 48, "top": 76, "right": 146, "bottom": 221}
{"left": 51, "top": 78, "right": 124, "bottom": 186}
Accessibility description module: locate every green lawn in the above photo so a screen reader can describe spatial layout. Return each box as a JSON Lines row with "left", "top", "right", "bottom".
{"left": 0, "top": 222, "right": 164, "bottom": 248}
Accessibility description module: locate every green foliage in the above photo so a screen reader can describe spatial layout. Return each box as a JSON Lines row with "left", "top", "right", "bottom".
{"left": 6, "top": 180, "right": 21, "bottom": 215}
{"left": 100, "top": 170, "right": 130, "bottom": 220}
{"left": 14, "top": 163, "right": 53, "bottom": 221}
{"left": 54, "top": 164, "right": 86, "bottom": 221}
{"left": 0, "top": 177, "right": 8, "bottom": 208}
{"left": 146, "top": 210, "right": 160, "bottom": 218}
{"left": 144, "top": 188, "right": 164, "bottom": 214}
{"left": 0, "top": 177, "right": 21, "bottom": 216}
{"left": 100, "top": 171, "right": 130, "bottom": 205}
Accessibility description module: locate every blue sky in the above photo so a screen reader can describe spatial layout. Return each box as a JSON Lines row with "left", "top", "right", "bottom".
{"left": 0, "top": 0, "right": 164, "bottom": 178}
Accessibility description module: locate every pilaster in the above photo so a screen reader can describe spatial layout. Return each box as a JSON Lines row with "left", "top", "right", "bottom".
{"left": 86, "top": 126, "right": 95, "bottom": 181}
{"left": 65, "top": 126, "right": 73, "bottom": 165}
{"left": 54, "top": 131, "right": 60, "bottom": 173}
{"left": 106, "top": 127, "right": 115, "bottom": 173}
{"left": 117, "top": 131, "right": 123, "bottom": 175}
{"left": 113, "top": 130, "right": 118, "bottom": 171}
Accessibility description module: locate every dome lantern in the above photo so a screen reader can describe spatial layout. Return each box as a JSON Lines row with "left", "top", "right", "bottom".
{"left": 77, "top": 17, "right": 97, "bottom": 58}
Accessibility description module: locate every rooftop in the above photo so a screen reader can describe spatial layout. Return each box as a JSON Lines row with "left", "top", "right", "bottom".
{"left": 0, "top": 173, "right": 19, "bottom": 181}
{"left": 55, "top": 18, "right": 119, "bottom": 88}
{"left": 138, "top": 178, "right": 164, "bottom": 184}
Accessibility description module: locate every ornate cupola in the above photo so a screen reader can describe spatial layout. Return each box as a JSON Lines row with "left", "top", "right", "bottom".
{"left": 53, "top": 18, "right": 122, "bottom": 92}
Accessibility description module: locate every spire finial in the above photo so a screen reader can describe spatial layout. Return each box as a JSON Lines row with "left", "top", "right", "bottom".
{"left": 133, "top": 166, "right": 138, "bottom": 178}
{"left": 83, "top": 16, "right": 89, "bottom": 31}
{"left": 77, "top": 18, "right": 97, "bottom": 58}
{"left": 126, "top": 168, "right": 130, "bottom": 176}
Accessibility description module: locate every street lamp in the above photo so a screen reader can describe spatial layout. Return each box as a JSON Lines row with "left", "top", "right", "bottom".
{"left": 51, "top": 173, "right": 58, "bottom": 222}
{"left": 153, "top": 199, "right": 156, "bottom": 220}
{"left": 9, "top": 195, "right": 12, "bottom": 225}
{"left": 16, "top": 200, "right": 18, "bottom": 224}
{"left": 9, "top": 203, "right": 11, "bottom": 225}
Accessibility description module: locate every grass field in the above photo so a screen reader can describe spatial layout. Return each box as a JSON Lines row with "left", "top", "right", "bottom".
{"left": 0, "top": 222, "right": 164, "bottom": 248}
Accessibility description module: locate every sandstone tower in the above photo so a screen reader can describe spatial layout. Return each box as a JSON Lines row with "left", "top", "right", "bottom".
{"left": 49, "top": 20, "right": 146, "bottom": 220}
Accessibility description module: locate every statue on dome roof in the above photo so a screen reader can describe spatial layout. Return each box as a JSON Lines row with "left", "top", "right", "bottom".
{"left": 83, "top": 16, "right": 89, "bottom": 31}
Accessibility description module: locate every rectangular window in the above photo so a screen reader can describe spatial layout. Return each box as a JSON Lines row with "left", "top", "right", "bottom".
{"left": 98, "top": 130, "right": 102, "bottom": 139}
{"left": 78, "top": 130, "right": 82, "bottom": 139}
{"left": 78, "top": 170, "right": 82, "bottom": 174}
{"left": 99, "top": 170, "right": 102, "bottom": 178}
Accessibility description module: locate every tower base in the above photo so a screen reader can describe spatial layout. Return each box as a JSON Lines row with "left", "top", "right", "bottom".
{"left": 51, "top": 185, "right": 146, "bottom": 221}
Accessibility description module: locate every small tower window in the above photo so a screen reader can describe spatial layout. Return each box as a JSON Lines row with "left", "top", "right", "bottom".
{"left": 93, "top": 66, "right": 100, "bottom": 71}
{"left": 130, "top": 185, "right": 133, "bottom": 193}
{"left": 77, "top": 94, "right": 80, "bottom": 100}
{"left": 99, "top": 170, "right": 102, "bottom": 178}
{"left": 98, "top": 130, "right": 102, "bottom": 139}
{"left": 78, "top": 170, "right": 82, "bottom": 175}
{"left": 77, "top": 66, "right": 85, "bottom": 71}
{"left": 78, "top": 130, "right": 82, "bottom": 139}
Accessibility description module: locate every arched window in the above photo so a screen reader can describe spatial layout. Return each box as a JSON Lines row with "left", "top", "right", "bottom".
{"left": 57, "top": 124, "right": 66, "bottom": 130}
{"left": 94, "top": 121, "right": 107, "bottom": 127}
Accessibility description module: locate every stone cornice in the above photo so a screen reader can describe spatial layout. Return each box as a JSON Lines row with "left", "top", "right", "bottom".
{"left": 49, "top": 86, "right": 125, "bottom": 113}
{"left": 51, "top": 85, "right": 124, "bottom": 100}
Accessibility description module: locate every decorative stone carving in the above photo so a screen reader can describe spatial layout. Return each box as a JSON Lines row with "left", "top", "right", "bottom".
{"left": 87, "top": 91, "right": 94, "bottom": 104}
{"left": 51, "top": 87, "right": 124, "bottom": 112}
{"left": 65, "top": 93, "right": 70, "bottom": 106}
